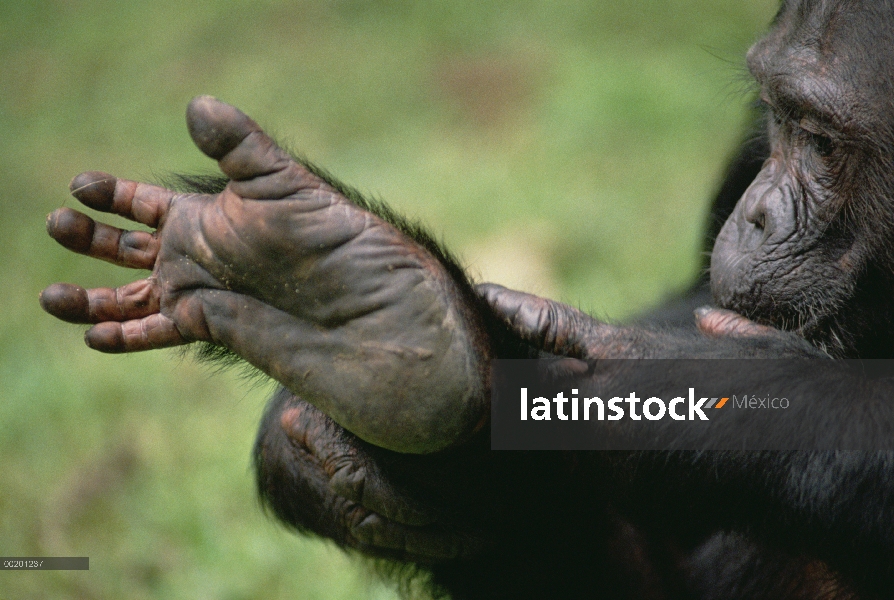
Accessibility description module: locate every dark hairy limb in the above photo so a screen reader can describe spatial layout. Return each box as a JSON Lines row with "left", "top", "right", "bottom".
{"left": 254, "top": 387, "right": 486, "bottom": 563}
{"left": 483, "top": 285, "right": 894, "bottom": 596}
{"left": 40, "top": 96, "right": 493, "bottom": 453}
{"left": 43, "top": 3, "right": 894, "bottom": 590}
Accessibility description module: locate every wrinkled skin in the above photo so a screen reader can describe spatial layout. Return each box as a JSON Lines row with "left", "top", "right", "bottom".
{"left": 253, "top": 288, "right": 822, "bottom": 564}
{"left": 249, "top": 2, "right": 894, "bottom": 597}
{"left": 257, "top": 283, "right": 891, "bottom": 599}
{"left": 40, "top": 97, "right": 490, "bottom": 454}
{"left": 41, "top": 1, "right": 894, "bottom": 598}
{"left": 253, "top": 388, "right": 488, "bottom": 563}
{"left": 40, "top": 96, "right": 830, "bottom": 589}
{"left": 711, "top": 2, "right": 894, "bottom": 357}
{"left": 38, "top": 95, "right": 808, "bottom": 457}
{"left": 256, "top": 289, "right": 894, "bottom": 598}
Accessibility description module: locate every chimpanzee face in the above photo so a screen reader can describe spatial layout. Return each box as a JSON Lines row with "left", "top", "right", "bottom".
{"left": 711, "top": 0, "right": 894, "bottom": 356}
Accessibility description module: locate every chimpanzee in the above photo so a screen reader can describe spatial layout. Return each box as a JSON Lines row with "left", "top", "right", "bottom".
{"left": 39, "top": 1, "right": 894, "bottom": 598}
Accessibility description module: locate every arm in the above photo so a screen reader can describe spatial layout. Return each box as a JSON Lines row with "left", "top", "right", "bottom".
{"left": 41, "top": 99, "right": 893, "bottom": 593}
{"left": 483, "top": 285, "right": 894, "bottom": 594}
{"left": 41, "top": 96, "right": 495, "bottom": 454}
{"left": 254, "top": 387, "right": 486, "bottom": 562}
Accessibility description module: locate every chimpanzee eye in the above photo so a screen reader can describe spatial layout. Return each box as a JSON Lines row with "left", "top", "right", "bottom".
{"left": 798, "top": 118, "right": 836, "bottom": 158}
{"left": 809, "top": 131, "right": 835, "bottom": 157}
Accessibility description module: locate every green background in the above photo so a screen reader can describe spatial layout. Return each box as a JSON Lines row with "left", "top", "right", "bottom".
{"left": 0, "top": 1, "right": 776, "bottom": 598}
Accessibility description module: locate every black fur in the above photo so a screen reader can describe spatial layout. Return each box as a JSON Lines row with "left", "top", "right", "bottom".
{"left": 185, "top": 2, "right": 894, "bottom": 597}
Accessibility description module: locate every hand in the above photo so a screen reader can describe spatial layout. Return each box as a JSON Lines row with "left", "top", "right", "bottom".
{"left": 476, "top": 283, "right": 649, "bottom": 359}
{"left": 256, "top": 388, "right": 485, "bottom": 563}
{"left": 477, "top": 283, "right": 823, "bottom": 358}
{"left": 40, "top": 97, "right": 489, "bottom": 453}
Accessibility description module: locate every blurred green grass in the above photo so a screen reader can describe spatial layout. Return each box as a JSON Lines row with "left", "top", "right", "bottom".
{"left": 0, "top": 1, "right": 776, "bottom": 598}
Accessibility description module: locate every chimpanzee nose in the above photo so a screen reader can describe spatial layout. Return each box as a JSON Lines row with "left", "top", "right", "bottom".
{"left": 744, "top": 191, "right": 767, "bottom": 231}
{"left": 741, "top": 158, "right": 782, "bottom": 235}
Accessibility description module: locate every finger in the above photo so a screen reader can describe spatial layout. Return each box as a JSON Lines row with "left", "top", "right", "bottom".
{"left": 84, "top": 313, "right": 187, "bottom": 353}
{"left": 476, "top": 283, "right": 594, "bottom": 357}
{"left": 277, "top": 404, "right": 440, "bottom": 526}
{"left": 350, "top": 513, "right": 481, "bottom": 561}
{"left": 40, "top": 280, "right": 160, "bottom": 324}
{"left": 695, "top": 306, "right": 775, "bottom": 337}
{"left": 186, "top": 96, "right": 316, "bottom": 199}
{"left": 543, "top": 356, "right": 590, "bottom": 379}
{"left": 40, "top": 283, "right": 90, "bottom": 323}
{"left": 46, "top": 208, "right": 159, "bottom": 269}
{"left": 330, "top": 463, "right": 438, "bottom": 527}
{"left": 69, "top": 171, "right": 177, "bottom": 228}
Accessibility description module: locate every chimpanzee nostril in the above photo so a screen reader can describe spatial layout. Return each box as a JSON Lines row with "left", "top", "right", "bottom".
{"left": 743, "top": 191, "right": 768, "bottom": 232}
{"left": 739, "top": 159, "right": 782, "bottom": 236}
{"left": 748, "top": 207, "right": 766, "bottom": 231}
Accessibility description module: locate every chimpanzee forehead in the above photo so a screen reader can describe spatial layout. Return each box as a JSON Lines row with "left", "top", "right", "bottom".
{"left": 749, "top": 0, "right": 894, "bottom": 128}
{"left": 773, "top": 0, "right": 894, "bottom": 70}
